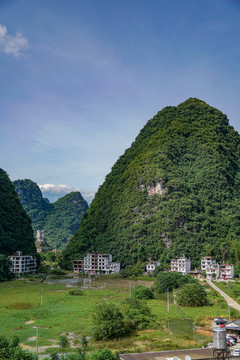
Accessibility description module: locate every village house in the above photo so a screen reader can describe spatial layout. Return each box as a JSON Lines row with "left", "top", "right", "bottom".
{"left": 73, "top": 252, "right": 120, "bottom": 274}
{"left": 171, "top": 254, "right": 191, "bottom": 275}
{"left": 9, "top": 251, "right": 37, "bottom": 276}
{"left": 220, "top": 263, "right": 234, "bottom": 279}
{"left": 146, "top": 260, "right": 160, "bottom": 274}
{"left": 201, "top": 256, "right": 217, "bottom": 270}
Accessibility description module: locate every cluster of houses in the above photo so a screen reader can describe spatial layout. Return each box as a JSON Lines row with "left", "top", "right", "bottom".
{"left": 145, "top": 254, "right": 234, "bottom": 280}
{"left": 7, "top": 249, "right": 234, "bottom": 280}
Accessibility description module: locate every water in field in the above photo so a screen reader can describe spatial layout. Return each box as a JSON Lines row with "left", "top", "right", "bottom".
{"left": 43, "top": 275, "right": 91, "bottom": 287}
{"left": 167, "top": 319, "right": 206, "bottom": 342}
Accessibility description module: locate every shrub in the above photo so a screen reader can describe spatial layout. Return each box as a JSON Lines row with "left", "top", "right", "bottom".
{"left": 92, "top": 303, "right": 127, "bottom": 340}
{"left": 89, "top": 349, "right": 119, "bottom": 360}
{"left": 122, "top": 298, "right": 153, "bottom": 330}
{"left": 59, "top": 335, "right": 69, "bottom": 349}
{"left": 69, "top": 289, "right": 83, "bottom": 296}
{"left": 176, "top": 283, "right": 208, "bottom": 307}
{"left": 131, "top": 285, "right": 154, "bottom": 299}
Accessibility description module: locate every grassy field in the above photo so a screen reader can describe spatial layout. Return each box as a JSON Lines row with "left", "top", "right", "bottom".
{"left": 0, "top": 276, "right": 236, "bottom": 355}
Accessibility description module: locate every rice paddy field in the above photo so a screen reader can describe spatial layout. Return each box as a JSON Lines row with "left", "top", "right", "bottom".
{"left": 0, "top": 275, "right": 237, "bottom": 355}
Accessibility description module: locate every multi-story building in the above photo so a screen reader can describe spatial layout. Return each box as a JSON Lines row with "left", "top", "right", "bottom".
{"left": 201, "top": 256, "right": 217, "bottom": 271}
{"left": 9, "top": 251, "right": 37, "bottom": 276}
{"left": 220, "top": 263, "right": 234, "bottom": 279}
{"left": 146, "top": 260, "right": 160, "bottom": 274}
{"left": 206, "top": 264, "right": 220, "bottom": 279}
{"left": 171, "top": 254, "right": 191, "bottom": 275}
{"left": 73, "top": 252, "right": 120, "bottom": 274}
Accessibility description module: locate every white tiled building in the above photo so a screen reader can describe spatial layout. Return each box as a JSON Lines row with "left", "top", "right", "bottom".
{"left": 73, "top": 252, "right": 120, "bottom": 274}
{"left": 220, "top": 263, "right": 234, "bottom": 279}
{"left": 9, "top": 251, "right": 37, "bottom": 276}
{"left": 171, "top": 254, "right": 191, "bottom": 275}
{"left": 146, "top": 260, "right": 160, "bottom": 274}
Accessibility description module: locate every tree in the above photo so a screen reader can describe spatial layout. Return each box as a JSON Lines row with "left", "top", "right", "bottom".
{"left": 0, "top": 254, "right": 14, "bottom": 281}
{"left": 92, "top": 303, "right": 127, "bottom": 340}
{"left": 176, "top": 283, "right": 208, "bottom": 307}
{"left": 155, "top": 272, "right": 194, "bottom": 294}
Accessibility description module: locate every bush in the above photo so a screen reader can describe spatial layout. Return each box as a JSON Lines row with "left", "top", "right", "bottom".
{"left": 59, "top": 335, "right": 69, "bottom": 349}
{"left": 69, "top": 289, "right": 83, "bottom": 296}
{"left": 89, "top": 349, "right": 119, "bottom": 360}
{"left": 122, "top": 298, "right": 153, "bottom": 330}
{"left": 176, "top": 283, "right": 208, "bottom": 307}
{"left": 0, "top": 335, "right": 37, "bottom": 359}
{"left": 131, "top": 285, "right": 154, "bottom": 299}
{"left": 92, "top": 303, "right": 127, "bottom": 340}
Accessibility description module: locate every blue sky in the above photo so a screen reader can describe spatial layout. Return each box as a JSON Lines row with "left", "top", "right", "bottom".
{"left": 1, "top": 0, "right": 240, "bottom": 203}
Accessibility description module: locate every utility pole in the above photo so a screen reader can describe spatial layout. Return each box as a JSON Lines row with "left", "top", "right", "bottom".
{"left": 167, "top": 289, "right": 169, "bottom": 312}
{"left": 41, "top": 287, "right": 43, "bottom": 306}
{"left": 228, "top": 304, "right": 230, "bottom": 321}
{"left": 36, "top": 327, "right": 38, "bottom": 354}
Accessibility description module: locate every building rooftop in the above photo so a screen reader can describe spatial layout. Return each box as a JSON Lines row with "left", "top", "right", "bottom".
{"left": 120, "top": 348, "right": 213, "bottom": 360}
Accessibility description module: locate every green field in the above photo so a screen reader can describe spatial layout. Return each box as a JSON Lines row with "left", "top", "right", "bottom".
{"left": 0, "top": 276, "right": 236, "bottom": 355}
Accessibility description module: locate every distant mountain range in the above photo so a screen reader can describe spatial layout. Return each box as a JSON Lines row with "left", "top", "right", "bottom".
{"left": 13, "top": 179, "right": 88, "bottom": 250}
{"left": 63, "top": 98, "right": 240, "bottom": 270}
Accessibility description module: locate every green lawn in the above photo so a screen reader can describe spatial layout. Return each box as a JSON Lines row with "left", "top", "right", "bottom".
{"left": 0, "top": 277, "right": 235, "bottom": 354}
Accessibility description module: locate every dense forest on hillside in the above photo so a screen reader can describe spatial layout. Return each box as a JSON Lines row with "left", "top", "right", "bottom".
{"left": 63, "top": 98, "right": 240, "bottom": 269}
{"left": 14, "top": 180, "right": 88, "bottom": 249}
{"left": 0, "top": 170, "right": 36, "bottom": 256}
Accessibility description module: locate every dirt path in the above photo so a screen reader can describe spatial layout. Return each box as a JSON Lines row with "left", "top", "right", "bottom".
{"left": 206, "top": 279, "right": 240, "bottom": 312}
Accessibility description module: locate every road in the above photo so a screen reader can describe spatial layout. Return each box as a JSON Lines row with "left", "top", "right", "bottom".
{"left": 206, "top": 279, "right": 240, "bottom": 312}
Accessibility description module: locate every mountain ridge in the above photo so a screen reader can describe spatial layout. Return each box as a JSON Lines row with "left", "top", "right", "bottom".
{"left": 62, "top": 98, "right": 240, "bottom": 269}
{"left": 13, "top": 179, "right": 88, "bottom": 249}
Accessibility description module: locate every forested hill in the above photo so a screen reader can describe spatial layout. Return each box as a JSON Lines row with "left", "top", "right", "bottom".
{"left": 0, "top": 170, "right": 36, "bottom": 255}
{"left": 63, "top": 98, "right": 240, "bottom": 269}
{"left": 13, "top": 180, "right": 88, "bottom": 250}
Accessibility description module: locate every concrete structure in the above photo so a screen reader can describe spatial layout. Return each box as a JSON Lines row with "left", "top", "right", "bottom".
{"left": 220, "top": 263, "right": 234, "bottom": 279}
{"left": 205, "top": 263, "right": 220, "bottom": 279}
{"left": 201, "top": 256, "right": 217, "bottom": 271}
{"left": 9, "top": 251, "right": 37, "bottom": 276}
{"left": 171, "top": 254, "right": 191, "bottom": 275}
{"left": 146, "top": 260, "right": 160, "bottom": 274}
{"left": 120, "top": 347, "right": 213, "bottom": 360}
{"left": 73, "top": 252, "right": 120, "bottom": 274}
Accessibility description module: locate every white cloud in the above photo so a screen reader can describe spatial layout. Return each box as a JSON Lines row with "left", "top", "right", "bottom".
{"left": 0, "top": 24, "right": 28, "bottom": 57}
{"left": 38, "top": 183, "right": 95, "bottom": 203}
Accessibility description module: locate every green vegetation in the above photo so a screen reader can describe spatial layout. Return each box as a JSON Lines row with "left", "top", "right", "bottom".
{"left": 0, "top": 335, "right": 37, "bottom": 359}
{"left": 131, "top": 284, "right": 154, "bottom": 299}
{"left": 155, "top": 272, "right": 194, "bottom": 294}
{"left": 63, "top": 98, "right": 240, "bottom": 269}
{"left": 0, "top": 169, "right": 36, "bottom": 258}
{"left": 176, "top": 283, "right": 208, "bottom": 307}
{"left": 0, "top": 277, "right": 235, "bottom": 355}
{"left": 13, "top": 179, "right": 88, "bottom": 250}
{"left": 92, "top": 302, "right": 127, "bottom": 340}
{"left": 0, "top": 254, "right": 14, "bottom": 281}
